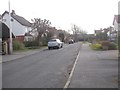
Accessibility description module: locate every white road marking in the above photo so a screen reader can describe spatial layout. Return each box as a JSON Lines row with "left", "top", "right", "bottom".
{"left": 63, "top": 43, "right": 81, "bottom": 89}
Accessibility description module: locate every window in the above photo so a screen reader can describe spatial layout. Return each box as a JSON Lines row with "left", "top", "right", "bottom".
{"left": 11, "top": 19, "right": 14, "bottom": 22}
{"left": 50, "top": 39, "right": 56, "bottom": 42}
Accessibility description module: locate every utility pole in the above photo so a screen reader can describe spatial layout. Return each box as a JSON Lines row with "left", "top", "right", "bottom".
{"left": 8, "top": 0, "right": 13, "bottom": 54}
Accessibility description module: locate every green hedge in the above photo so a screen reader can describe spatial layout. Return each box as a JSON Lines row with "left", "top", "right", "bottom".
{"left": 91, "top": 41, "right": 117, "bottom": 50}
{"left": 13, "top": 40, "right": 25, "bottom": 50}
{"left": 24, "top": 41, "right": 40, "bottom": 47}
{"left": 108, "top": 42, "right": 117, "bottom": 50}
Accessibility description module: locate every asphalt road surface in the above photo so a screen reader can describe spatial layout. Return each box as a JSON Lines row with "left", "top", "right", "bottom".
{"left": 3, "top": 42, "right": 81, "bottom": 88}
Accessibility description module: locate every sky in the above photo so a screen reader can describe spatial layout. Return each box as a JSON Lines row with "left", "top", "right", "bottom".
{"left": 0, "top": 0, "right": 119, "bottom": 34}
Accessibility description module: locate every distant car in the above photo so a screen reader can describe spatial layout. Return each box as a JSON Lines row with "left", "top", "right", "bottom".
{"left": 48, "top": 39, "right": 63, "bottom": 50}
{"left": 68, "top": 39, "right": 74, "bottom": 44}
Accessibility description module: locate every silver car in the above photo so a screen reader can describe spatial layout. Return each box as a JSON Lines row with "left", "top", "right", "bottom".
{"left": 48, "top": 39, "right": 63, "bottom": 49}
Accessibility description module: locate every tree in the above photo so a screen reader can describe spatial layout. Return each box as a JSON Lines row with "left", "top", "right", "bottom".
{"left": 58, "top": 32, "right": 65, "bottom": 42}
{"left": 95, "top": 28, "right": 109, "bottom": 41}
{"left": 31, "top": 18, "right": 51, "bottom": 44}
{"left": 71, "top": 24, "right": 87, "bottom": 42}
{"left": 71, "top": 24, "right": 81, "bottom": 34}
{"left": 95, "top": 32, "right": 107, "bottom": 41}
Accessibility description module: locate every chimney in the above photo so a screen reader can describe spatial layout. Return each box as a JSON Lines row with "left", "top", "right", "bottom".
{"left": 11, "top": 10, "right": 15, "bottom": 15}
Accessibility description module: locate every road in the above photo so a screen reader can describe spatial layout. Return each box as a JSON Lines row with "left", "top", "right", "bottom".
{"left": 3, "top": 42, "right": 81, "bottom": 88}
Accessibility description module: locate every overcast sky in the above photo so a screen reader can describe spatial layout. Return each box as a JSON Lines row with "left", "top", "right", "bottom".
{"left": 0, "top": 0, "right": 119, "bottom": 34}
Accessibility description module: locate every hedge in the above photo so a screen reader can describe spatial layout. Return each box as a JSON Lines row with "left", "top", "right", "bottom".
{"left": 24, "top": 41, "right": 40, "bottom": 47}
{"left": 13, "top": 40, "right": 25, "bottom": 50}
{"left": 91, "top": 44, "right": 102, "bottom": 50}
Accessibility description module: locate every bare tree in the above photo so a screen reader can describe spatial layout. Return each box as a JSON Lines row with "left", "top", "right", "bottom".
{"left": 71, "top": 24, "right": 87, "bottom": 42}
{"left": 71, "top": 24, "right": 81, "bottom": 34}
{"left": 31, "top": 18, "right": 51, "bottom": 44}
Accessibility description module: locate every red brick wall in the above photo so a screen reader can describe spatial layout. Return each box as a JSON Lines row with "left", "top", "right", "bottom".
{"left": 15, "top": 36, "right": 25, "bottom": 42}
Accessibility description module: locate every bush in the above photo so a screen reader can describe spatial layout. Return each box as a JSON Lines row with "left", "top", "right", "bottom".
{"left": 108, "top": 42, "right": 117, "bottom": 50}
{"left": 24, "top": 40, "right": 39, "bottom": 47}
{"left": 100, "top": 41, "right": 110, "bottom": 46}
{"left": 13, "top": 40, "right": 25, "bottom": 50}
{"left": 41, "top": 38, "right": 48, "bottom": 46}
{"left": 100, "top": 41, "right": 117, "bottom": 50}
{"left": 91, "top": 44, "right": 102, "bottom": 50}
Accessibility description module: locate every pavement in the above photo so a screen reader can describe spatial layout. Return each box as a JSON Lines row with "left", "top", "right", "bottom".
{"left": 69, "top": 43, "right": 118, "bottom": 88}
{"left": 2, "top": 47, "right": 47, "bottom": 63}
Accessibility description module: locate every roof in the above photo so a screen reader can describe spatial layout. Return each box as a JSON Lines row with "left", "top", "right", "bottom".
{"left": 113, "top": 15, "right": 120, "bottom": 25}
{"left": 94, "top": 30, "right": 102, "bottom": 34}
{"left": 2, "top": 11, "right": 31, "bottom": 27}
{"left": 25, "top": 32, "right": 33, "bottom": 36}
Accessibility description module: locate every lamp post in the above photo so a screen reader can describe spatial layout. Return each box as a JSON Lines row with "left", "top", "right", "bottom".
{"left": 8, "top": 0, "right": 13, "bottom": 54}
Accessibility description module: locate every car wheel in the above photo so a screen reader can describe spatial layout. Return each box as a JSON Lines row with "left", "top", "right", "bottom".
{"left": 57, "top": 46, "right": 59, "bottom": 49}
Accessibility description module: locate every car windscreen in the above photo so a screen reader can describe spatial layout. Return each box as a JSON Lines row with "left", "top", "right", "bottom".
{"left": 49, "top": 40, "right": 56, "bottom": 42}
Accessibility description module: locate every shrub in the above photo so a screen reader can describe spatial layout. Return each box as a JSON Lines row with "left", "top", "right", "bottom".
{"left": 108, "top": 42, "right": 117, "bottom": 50}
{"left": 100, "top": 41, "right": 117, "bottom": 50}
{"left": 41, "top": 38, "right": 48, "bottom": 46}
{"left": 91, "top": 44, "right": 102, "bottom": 50}
{"left": 24, "top": 40, "right": 39, "bottom": 47}
{"left": 100, "top": 41, "right": 110, "bottom": 46}
{"left": 100, "top": 41, "right": 110, "bottom": 50}
{"left": 13, "top": 40, "right": 25, "bottom": 50}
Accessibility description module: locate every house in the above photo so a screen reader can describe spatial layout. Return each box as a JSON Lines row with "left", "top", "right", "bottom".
{"left": 94, "top": 29, "right": 103, "bottom": 36}
{"left": 24, "top": 32, "right": 35, "bottom": 41}
{"left": 112, "top": 15, "right": 120, "bottom": 41}
{"left": 94, "top": 28, "right": 109, "bottom": 41}
{"left": 2, "top": 10, "right": 32, "bottom": 42}
{"left": 106, "top": 26, "right": 117, "bottom": 41}
{"left": 113, "top": 15, "right": 120, "bottom": 31}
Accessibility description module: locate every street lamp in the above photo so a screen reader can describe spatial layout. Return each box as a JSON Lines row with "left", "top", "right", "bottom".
{"left": 8, "top": 0, "right": 13, "bottom": 54}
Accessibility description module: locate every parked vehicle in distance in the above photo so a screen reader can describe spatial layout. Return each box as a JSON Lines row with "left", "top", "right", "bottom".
{"left": 68, "top": 39, "right": 74, "bottom": 44}
{"left": 48, "top": 39, "right": 63, "bottom": 50}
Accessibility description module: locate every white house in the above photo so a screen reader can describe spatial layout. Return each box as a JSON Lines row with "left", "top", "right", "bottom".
{"left": 113, "top": 15, "right": 120, "bottom": 31}
{"left": 2, "top": 10, "right": 32, "bottom": 42}
{"left": 112, "top": 15, "right": 120, "bottom": 41}
{"left": 24, "top": 32, "right": 35, "bottom": 41}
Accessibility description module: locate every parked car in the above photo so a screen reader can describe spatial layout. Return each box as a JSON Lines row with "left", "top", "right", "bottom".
{"left": 48, "top": 39, "right": 63, "bottom": 49}
{"left": 68, "top": 39, "right": 74, "bottom": 44}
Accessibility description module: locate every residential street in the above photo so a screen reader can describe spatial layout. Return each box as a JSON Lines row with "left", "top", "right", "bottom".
{"left": 1, "top": 0, "right": 119, "bottom": 89}
{"left": 2, "top": 42, "right": 118, "bottom": 88}
{"left": 3, "top": 42, "right": 81, "bottom": 88}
